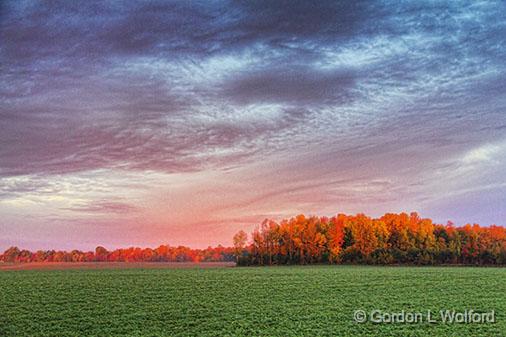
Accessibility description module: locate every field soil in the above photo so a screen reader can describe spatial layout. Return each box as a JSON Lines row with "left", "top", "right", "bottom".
{"left": 0, "top": 261, "right": 235, "bottom": 271}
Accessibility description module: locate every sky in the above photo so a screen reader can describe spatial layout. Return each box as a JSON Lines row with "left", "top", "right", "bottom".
{"left": 1, "top": 1, "right": 506, "bottom": 251}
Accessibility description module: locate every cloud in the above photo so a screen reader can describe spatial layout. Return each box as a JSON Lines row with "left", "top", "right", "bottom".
{"left": 1, "top": 0, "right": 506, "bottom": 248}
{"left": 2, "top": 0, "right": 505, "bottom": 178}
{"left": 62, "top": 200, "right": 139, "bottom": 214}
{"left": 222, "top": 65, "right": 356, "bottom": 105}
{"left": 462, "top": 143, "right": 502, "bottom": 164}
{"left": 0, "top": 1, "right": 369, "bottom": 64}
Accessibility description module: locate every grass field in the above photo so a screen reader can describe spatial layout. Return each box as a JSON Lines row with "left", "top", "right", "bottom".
{"left": 1, "top": 265, "right": 505, "bottom": 336}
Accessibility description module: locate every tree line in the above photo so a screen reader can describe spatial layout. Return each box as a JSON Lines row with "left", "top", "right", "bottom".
{"left": 3, "top": 212, "right": 505, "bottom": 266}
{"left": 0, "top": 245, "right": 235, "bottom": 263}
{"left": 233, "top": 212, "right": 506, "bottom": 266}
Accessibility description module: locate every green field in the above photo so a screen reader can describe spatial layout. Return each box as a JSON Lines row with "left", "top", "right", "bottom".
{"left": 1, "top": 266, "right": 505, "bottom": 336}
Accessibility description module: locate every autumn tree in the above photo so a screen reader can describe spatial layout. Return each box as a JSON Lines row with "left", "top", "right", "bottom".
{"left": 95, "top": 246, "right": 109, "bottom": 262}
{"left": 233, "top": 230, "right": 248, "bottom": 263}
{"left": 327, "top": 215, "right": 346, "bottom": 263}
{"left": 2, "top": 246, "right": 20, "bottom": 263}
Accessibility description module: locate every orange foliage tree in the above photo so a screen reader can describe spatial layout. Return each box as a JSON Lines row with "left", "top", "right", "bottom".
{"left": 236, "top": 212, "right": 506, "bottom": 266}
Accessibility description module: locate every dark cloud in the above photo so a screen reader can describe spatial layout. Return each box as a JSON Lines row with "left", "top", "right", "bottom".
{"left": 223, "top": 65, "right": 356, "bottom": 105}
{"left": 227, "top": 1, "right": 371, "bottom": 46}
{"left": 61, "top": 200, "right": 139, "bottom": 214}
{"left": 0, "top": 0, "right": 370, "bottom": 63}
{"left": 1, "top": 0, "right": 506, "bottom": 180}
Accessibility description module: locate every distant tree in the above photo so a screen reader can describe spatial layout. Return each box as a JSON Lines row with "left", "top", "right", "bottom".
{"left": 2, "top": 246, "right": 20, "bottom": 263}
{"left": 34, "top": 250, "right": 47, "bottom": 262}
{"left": 233, "top": 230, "right": 248, "bottom": 263}
{"left": 95, "top": 246, "right": 109, "bottom": 262}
